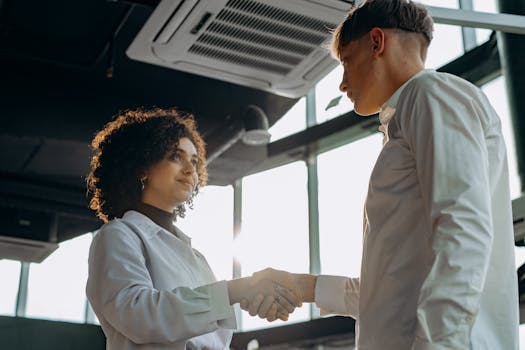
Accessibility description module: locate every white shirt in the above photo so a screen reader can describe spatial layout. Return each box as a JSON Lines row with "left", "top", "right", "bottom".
{"left": 315, "top": 70, "right": 519, "bottom": 350}
{"left": 86, "top": 210, "right": 236, "bottom": 350}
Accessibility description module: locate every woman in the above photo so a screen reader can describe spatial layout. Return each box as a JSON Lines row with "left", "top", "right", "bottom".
{"left": 86, "top": 108, "right": 298, "bottom": 349}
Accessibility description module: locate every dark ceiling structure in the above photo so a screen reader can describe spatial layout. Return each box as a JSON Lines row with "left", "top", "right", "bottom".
{"left": 0, "top": 0, "right": 311, "bottom": 240}
{"left": 1, "top": 0, "right": 524, "bottom": 249}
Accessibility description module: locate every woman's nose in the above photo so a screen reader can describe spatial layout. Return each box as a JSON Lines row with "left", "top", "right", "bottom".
{"left": 182, "top": 160, "right": 193, "bottom": 174}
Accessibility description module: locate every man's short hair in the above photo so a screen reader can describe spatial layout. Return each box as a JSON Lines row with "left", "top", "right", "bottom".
{"left": 331, "top": 0, "right": 434, "bottom": 58}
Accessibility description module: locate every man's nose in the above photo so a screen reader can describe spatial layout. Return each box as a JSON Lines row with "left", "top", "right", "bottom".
{"left": 339, "top": 78, "right": 347, "bottom": 93}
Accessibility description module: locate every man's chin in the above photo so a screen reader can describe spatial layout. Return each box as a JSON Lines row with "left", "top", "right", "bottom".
{"left": 354, "top": 104, "right": 381, "bottom": 116}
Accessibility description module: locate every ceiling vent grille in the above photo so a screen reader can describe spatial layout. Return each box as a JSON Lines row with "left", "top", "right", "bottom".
{"left": 127, "top": 0, "right": 354, "bottom": 97}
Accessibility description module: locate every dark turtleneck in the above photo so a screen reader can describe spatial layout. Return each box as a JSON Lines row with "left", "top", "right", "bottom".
{"left": 135, "top": 202, "right": 178, "bottom": 236}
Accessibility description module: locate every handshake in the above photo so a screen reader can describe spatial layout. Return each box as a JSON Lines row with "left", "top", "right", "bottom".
{"left": 228, "top": 268, "right": 317, "bottom": 322}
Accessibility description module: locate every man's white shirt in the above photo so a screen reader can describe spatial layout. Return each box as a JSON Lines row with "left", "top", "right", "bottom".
{"left": 315, "top": 70, "right": 519, "bottom": 350}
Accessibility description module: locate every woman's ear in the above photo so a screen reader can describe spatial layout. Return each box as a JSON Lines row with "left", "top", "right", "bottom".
{"left": 140, "top": 175, "right": 148, "bottom": 191}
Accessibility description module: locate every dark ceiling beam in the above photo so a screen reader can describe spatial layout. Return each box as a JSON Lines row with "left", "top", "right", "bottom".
{"left": 437, "top": 31, "right": 501, "bottom": 86}
{"left": 0, "top": 174, "right": 91, "bottom": 216}
{"left": 107, "top": 0, "right": 160, "bottom": 9}
{"left": 0, "top": 175, "right": 101, "bottom": 241}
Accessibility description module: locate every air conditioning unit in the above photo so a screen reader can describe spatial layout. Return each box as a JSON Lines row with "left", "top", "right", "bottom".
{"left": 126, "top": 0, "right": 354, "bottom": 98}
{"left": 0, "top": 208, "right": 58, "bottom": 263}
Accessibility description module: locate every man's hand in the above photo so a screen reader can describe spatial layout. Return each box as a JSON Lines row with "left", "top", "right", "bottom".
{"left": 238, "top": 268, "right": 317, "bottom": 322}
{"left": 228, "top": 274, "right": 301, "bottom": 322}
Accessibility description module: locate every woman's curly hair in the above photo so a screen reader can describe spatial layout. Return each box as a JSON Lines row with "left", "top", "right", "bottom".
{"left": 87, "top": 107, "right": 208, "bottom": 223}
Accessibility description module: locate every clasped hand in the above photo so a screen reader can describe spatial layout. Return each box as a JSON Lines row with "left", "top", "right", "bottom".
{"left": 239, "top": 268, "right": 302, "bottom": 322}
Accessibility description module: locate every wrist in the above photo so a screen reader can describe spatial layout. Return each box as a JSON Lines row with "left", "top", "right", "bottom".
{"left": 227, "top": 277, "right": 249, "bottom": 305}
{"left": 296, "top": 274, "right": 317, "bottom": 302}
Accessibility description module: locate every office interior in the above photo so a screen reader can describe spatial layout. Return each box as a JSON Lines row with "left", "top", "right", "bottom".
{"left": 1, "top": 0, "right": 525, "bottom": 348}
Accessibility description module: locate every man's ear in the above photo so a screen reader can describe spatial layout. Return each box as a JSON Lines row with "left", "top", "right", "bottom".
{"left": 368, "top": 27, "right": 385, "bottom": 56}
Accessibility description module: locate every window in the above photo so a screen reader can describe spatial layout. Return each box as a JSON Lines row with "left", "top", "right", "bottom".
{"left": 176, "top": 185, "right": 234, "bottom": 281}
{"left": 473, "top": 0, "right": 497, "bottom": 45}
{"left": 239, "top": 161, "right": 310, "bottom": 330}
{"left": 25, "top": 233, "right": 92, "bottom": 323}
{"left": 419, "top": 0, "right": 458, "bottom": 8}
{"left": 481, "top": 74, "right": 525, "bottom": 347}
{"left": 425, "top": 23, "right": 464, "bottom": 69}
{"left": 0, "top": 259, "right": 21, "bottom": 316}
{"left": 269, "top": 97, "right": 306, "bottom": 142}
{"left": 315, "top": 65, "right": 354, "bottom": 124}
{"left": 481, "top": 76, "right": 521, "bottom": 199}
{"left": 318, "top": 134, "right": 383, "bottom": 277}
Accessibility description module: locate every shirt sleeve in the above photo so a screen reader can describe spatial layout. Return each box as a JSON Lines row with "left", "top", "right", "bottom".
{"left": 314, "top": 275, "right": 360, "bottom": 319}
{"left": 399, "top": 82, "right": 494, "bottom": 349}
{"left": 86, "top": 223, "right": 236, "bottom": 345}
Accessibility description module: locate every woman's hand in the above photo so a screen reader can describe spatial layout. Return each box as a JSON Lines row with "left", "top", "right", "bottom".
{"left": 238, "top": 268, "right": 317, "bottom": 322}
{"left": 227, "top": 272, "right": 302, "bottom": 322}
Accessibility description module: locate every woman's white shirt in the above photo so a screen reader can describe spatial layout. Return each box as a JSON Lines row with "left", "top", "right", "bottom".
{"left": 86, "top": 210, "right": 236, "bottom": 350}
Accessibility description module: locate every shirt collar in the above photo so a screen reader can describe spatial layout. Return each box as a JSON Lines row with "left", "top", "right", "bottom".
{"left": 122, "top": 210, "right": 192, "bottom": 245}
{"left": 379, "top": 69, "right": 432, "bottom": 125}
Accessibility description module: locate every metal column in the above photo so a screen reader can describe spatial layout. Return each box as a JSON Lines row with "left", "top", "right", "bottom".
{"left": 232, "top": 180, "right": 243, "bottom": 325}
{"left": 15, "top": 262, "right": 30, "bottom": 317}
{"left": 306, "top": 88, "right": 321, "bottom": 319}
{"left": 497, "top": 0, "right": 525, "bottom": 192}
{"left": 458, "top": 0, "right": 478, "bottom": 51}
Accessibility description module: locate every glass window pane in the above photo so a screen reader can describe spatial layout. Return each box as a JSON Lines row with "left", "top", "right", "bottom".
{"left": 473, "top": 0, "right": 498, "bottom": 45}
{"left": 25, "top": 233, "right": 92, "bottom": 322}
{"left": 482, "top": 76, "right": 521, "bottom": 199}
{"left": 0, "top": 259, "right": 21, "bottom": 316}
{"left": 315, "top": 65, "right": 354, "bottom": 124}
{"left": 520, "top": 325, "right": 525, "bottom": 350}
{"left": 318, "top": 133, "right": 383, "bottom": 277}
{"left": 426, "top": 23, "right": 464, "bottom": 69}
{"left": 269, "top": 97, "right": 306, "bottom": 142}
{"left": 487, "top": 75, "right": 525, "bottom": 339}
{"left": 419, "top": 0, "right": 458, "bottom": 8}
{"left": 176, "top": 185, "right": 234, "bottom": 281}
{"left": 239, "top": 161, "right": 310, "bottom": 330}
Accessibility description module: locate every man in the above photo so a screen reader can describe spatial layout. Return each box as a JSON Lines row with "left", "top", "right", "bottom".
{"left": 243, "top": 0, "right": 519, "bottom": 348}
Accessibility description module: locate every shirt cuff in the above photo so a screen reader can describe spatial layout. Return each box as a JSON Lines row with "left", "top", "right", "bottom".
{"left": 204, "top": 280, "right": 237, "bottom": 329}
{"left": 315, "top": 275, "right": 359, "bottom": 318}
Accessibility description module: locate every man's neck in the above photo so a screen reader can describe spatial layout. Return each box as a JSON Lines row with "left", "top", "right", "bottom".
{"left": 382, "top": 61, "right": 424, "bottom": 106}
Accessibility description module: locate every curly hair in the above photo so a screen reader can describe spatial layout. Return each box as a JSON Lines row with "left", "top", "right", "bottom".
{"left": 87, "top": 107, "right": 208, "bottom": 223}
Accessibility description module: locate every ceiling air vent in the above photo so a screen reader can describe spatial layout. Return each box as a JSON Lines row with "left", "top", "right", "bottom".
{"left": 127, "top": 0, "right": 354, "bottom": 98}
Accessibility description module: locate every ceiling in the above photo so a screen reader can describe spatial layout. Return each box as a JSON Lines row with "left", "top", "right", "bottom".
{"left": 0, "top": 0, "right": 325, "bottom": 240}
{"left": 2, "top": 0, "right": 514, "bottom": 244}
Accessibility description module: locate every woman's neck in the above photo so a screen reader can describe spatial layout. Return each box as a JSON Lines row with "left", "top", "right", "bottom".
{"left": 135, "top": 202, "right": 177, "bottom": 234}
